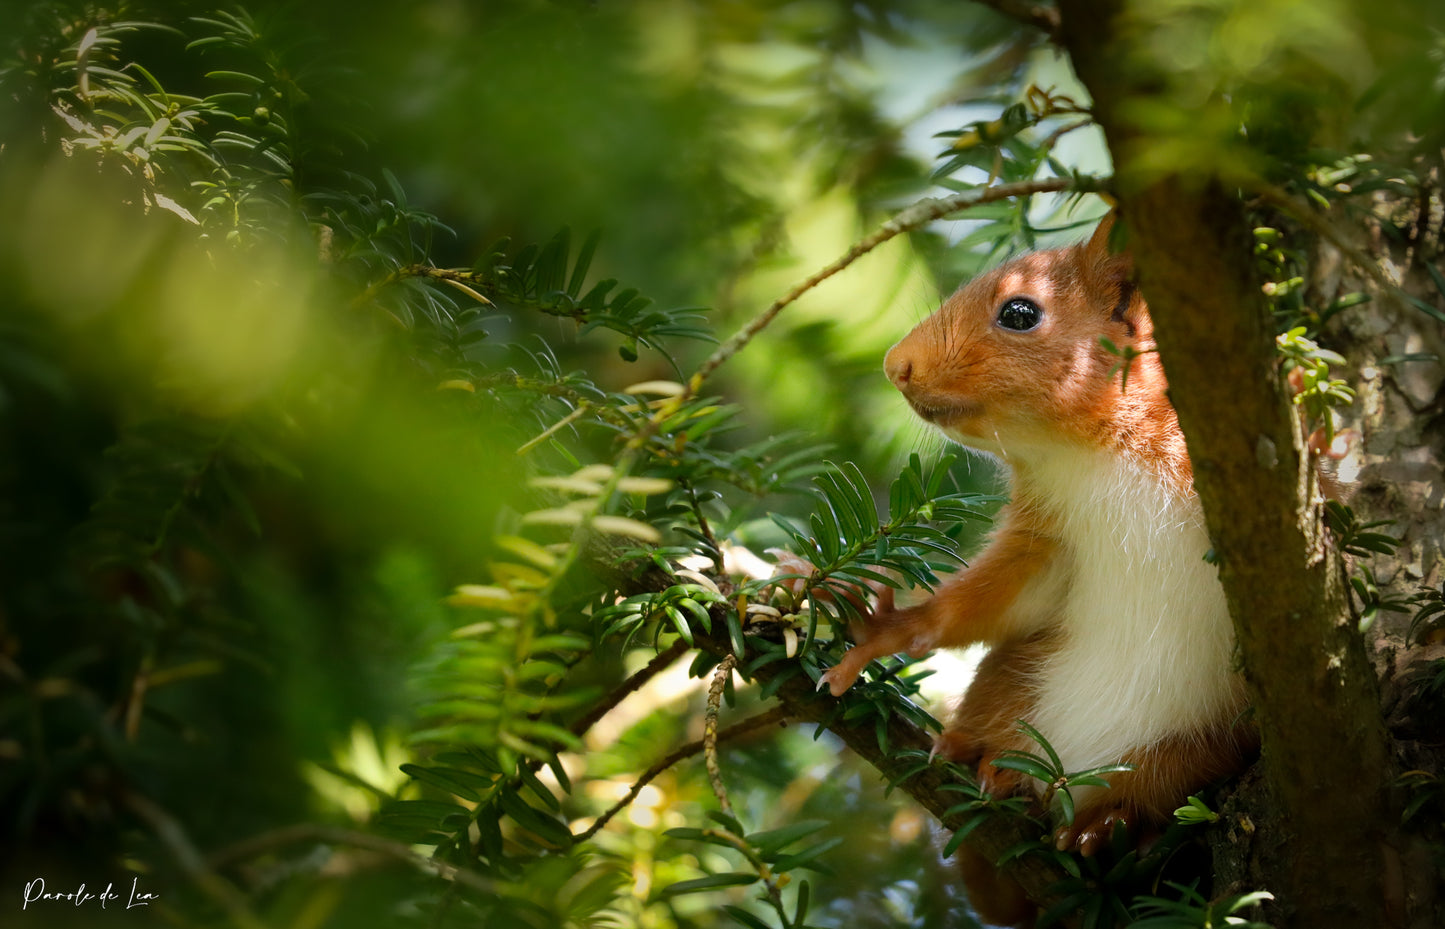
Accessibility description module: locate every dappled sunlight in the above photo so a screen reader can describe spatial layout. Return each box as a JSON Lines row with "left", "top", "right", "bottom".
{"left": 303, "top": 723, "right": 413, "bottom": 823}
{"left": 12, "top": 158, "right": 320, "bottom": 416}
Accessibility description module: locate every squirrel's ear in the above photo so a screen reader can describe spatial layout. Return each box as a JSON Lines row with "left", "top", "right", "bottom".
{"left": 1082, "top": 211, "right": 1143, "bottom": 330}
{"left": 1082, "top": 210, "right": 1134, "bottom": 284}
{"left": 1083, "top": 211, "right": 1127, "bottom": 261}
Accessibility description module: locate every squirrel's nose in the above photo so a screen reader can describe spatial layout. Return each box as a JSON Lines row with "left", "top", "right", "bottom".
{"left": 885, "top": 343, "right": 913, "bottom": 389}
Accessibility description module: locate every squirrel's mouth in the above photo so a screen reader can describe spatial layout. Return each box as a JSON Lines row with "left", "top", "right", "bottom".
{"left": 907, "top": 399, "right": 980, "bottom": 426}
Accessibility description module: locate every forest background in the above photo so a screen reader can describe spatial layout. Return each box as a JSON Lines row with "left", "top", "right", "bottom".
{"left": 3, "top": 1, "right": 1444, "bottom": 928}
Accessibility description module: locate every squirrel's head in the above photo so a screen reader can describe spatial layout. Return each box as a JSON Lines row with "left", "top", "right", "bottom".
{"left": 886, "top": 215, "right": 1169, "bottom": 456}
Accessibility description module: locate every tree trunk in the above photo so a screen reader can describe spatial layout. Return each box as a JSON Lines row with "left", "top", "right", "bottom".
{"left": 1055, "top": 2, "right": 1398, "bottom": 925}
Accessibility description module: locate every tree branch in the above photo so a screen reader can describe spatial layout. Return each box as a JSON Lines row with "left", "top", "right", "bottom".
{"left": 568, "top": 638, "right": 690, "bottom": 740}
{"left": 1054, "top": 2, "right": 1395, "bottom": 925}
{"left": 704, "top": 655, "right": 739, "bottom": 816}
{"left": 695, "top": 624, "right": 1072, "bottom": 912}
{"left": 207, "top": 823, "right": 503, "bottom": 896}
{"left": 581, "top": 535, "right": 1074, "bottom": 915}
{"left": 574, "top": 705, "right": 791, "bottom": 844}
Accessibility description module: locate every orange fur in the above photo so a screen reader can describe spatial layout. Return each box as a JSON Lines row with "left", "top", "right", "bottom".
{"left": 818, "top": 507, "right": 1056, "bottom": 697}
{"left": 883, "top": 218, "right": 1190, "bottom": 494}
{"left": 936, "top": 631, "right": 1058, "bottom": 798}
{"left": 1053, "top": 713, "right": 1258, "bottom": 857}
{"left": 956, "top": 843, "right": 1036, "bottom": 928}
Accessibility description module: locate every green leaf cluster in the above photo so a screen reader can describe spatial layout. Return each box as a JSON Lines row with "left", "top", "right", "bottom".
{"left": 769, "top": 453, "right": 996, "bottom": 643}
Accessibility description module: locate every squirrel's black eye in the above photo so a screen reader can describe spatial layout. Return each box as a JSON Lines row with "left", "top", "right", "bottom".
{"left": 996, "top": 297, "right": 1042, "bottom": 332}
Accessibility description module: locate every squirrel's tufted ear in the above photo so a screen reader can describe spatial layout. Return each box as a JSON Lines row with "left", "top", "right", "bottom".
{"left": 1081, "top": 212, "right": 1133, "bottom": 283}
{"left": 1082, "top": 211, "right": 1143, "bottom": 331}
{"left": 1083, "top": 210, "right": 1127, "bottom": 262}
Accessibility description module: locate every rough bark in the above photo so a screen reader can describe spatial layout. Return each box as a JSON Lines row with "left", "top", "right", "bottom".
{"left": 1317, "top": 171, "right": 1445, "bottom": 928}
{"left": 1320, "top": 173, "right": 1445, "bottom": 645}
{"left": 1055, "top": 1, "right": 1397, "bottom": 925}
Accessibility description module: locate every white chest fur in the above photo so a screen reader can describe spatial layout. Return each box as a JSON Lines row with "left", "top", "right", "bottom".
{"left": 1014, "top": 446, "right": 1239, "bottom": 775}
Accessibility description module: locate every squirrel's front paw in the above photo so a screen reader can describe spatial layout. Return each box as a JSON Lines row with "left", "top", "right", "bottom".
{"left": 817, "top": 660, "right": 865, "bottom": 697}
{"left": 815, "top": 594, "right": 937, "bottom": 697}
{"left": 817, "top": 630, "right": 894, "bottom": 695}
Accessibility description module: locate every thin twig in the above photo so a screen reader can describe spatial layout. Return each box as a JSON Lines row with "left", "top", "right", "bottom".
{"left": 125, "top": 791, "right": 269, "bottom": 929}
{"left": 1040, "top": 117, "right": 1095, "bottom": 155}
{"left": 567, "top": 638, "right": 690, "bottom": 740}
{"left": 574, "top": 704, "right": 791, "bottom": 843}
{"left": 351, "top": 264, "right": 573, "bottom": 320}
{"left": 687, "top": 177, "right": 1089, "bottom": 393}
{"left": 681, "top": 478, "right": 724, "bottom": 572}
{"left": 346, "top": 267, "right": 403, "bottom": 313}
{"left": 517, "top": 401, "right": 591, "bottom": 455}
{"left": 206, "top": 823, "right": 502, "bottom": 896}
{"left": 705, "top": 654, "right": 739, "bottom": 816}
{"left": 628, "top": 176, "right": 1101, "bottom": 457}
{"left": 697, "top": 826, "right": 792, "bottom": 923}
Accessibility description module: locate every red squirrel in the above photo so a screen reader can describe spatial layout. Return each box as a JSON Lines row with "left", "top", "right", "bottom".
{"left": 819, "top": 216, "right": 1257, "bottom": 922}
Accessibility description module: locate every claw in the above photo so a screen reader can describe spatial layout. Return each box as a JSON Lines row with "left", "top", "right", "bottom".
{"left": 818, "top": 667, "right": 853, "bottom": 696}
{"left": 1079, "top": 828, "right": 1109, "bottom": 858}
{"left": 1055, "top": 809, "right": 1128, "bottom": 857}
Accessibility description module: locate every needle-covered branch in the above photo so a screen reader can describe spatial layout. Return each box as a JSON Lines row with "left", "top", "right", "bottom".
{"left": 686, "top": 617, "right": 1075, "bottom": 914}
{"left": 586, "top": 530, "right": 1076, "bottom": 916}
